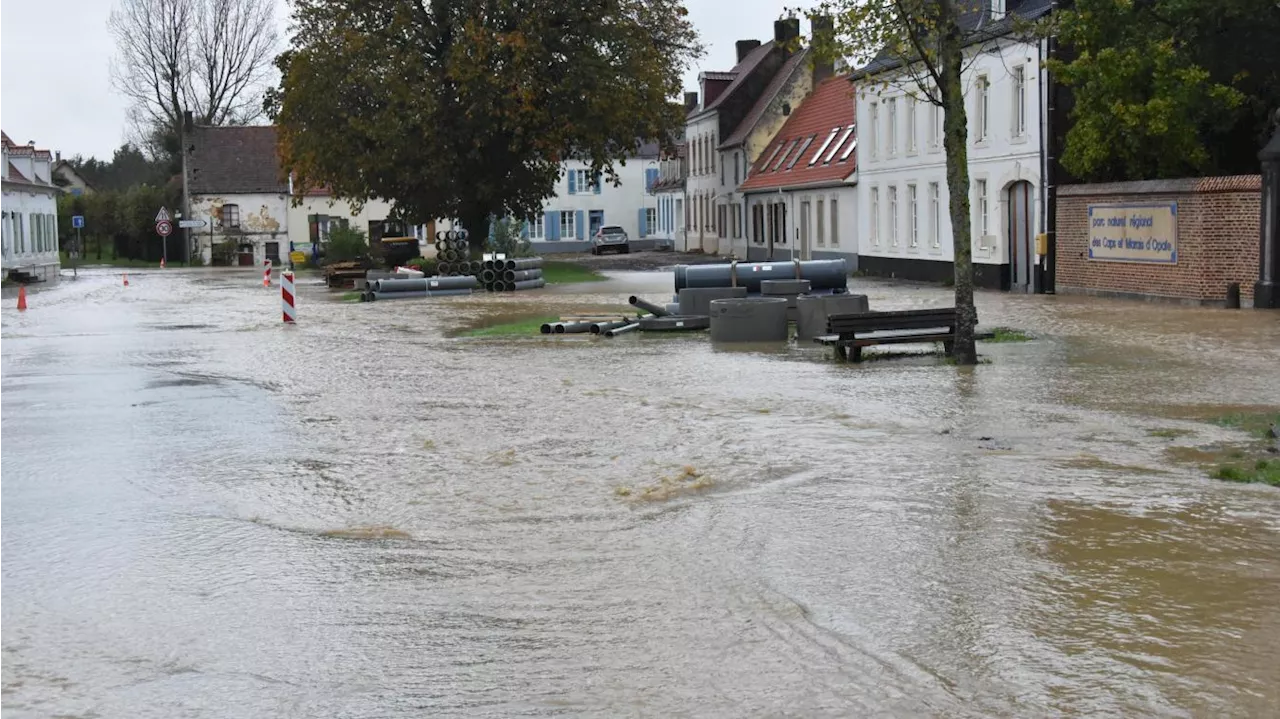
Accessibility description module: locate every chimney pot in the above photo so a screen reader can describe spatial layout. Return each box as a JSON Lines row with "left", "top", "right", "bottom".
{"left": 684, "top": 91, "right": 699, "bottom": 113}
{"left": 735, "top": 39, "right": 761, "bottom": 63}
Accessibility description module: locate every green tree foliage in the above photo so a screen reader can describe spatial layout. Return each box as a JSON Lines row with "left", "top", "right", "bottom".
{"left": 811, "top": 0, "right": 982, "bottom": 363}
{"left": 325, "top": 224, "right": 370, "bottom": 263}
{"left": 65, "top": 143, "right": 172, "bottom": 192}
{"left": 267, "top": 0, "right": 702, "bottom": 256}
{"left": 1048, "top": 0, "right": 1280, "bottom": 181}
{"left": 488, "top": 217, "right": 534, "bottom": 258}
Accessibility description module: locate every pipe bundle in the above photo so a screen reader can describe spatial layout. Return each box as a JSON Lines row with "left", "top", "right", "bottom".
{"left": 434, "top": 230, "right": 482, "bottom": 277}
{"left": 481, "top": 257, "right": 546, "bottom": 292}
{"left": 364, "top": 275, "right": 478, "bottom": 301}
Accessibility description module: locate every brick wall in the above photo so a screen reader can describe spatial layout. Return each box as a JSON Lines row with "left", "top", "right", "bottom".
{"left": 1056, "top": 175, "right": 1261, "bottom": 304}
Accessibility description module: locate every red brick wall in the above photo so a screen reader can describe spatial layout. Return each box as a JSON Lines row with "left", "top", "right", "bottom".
{"left": 1056, "top": 175, "right": 1261, "bottom": 303}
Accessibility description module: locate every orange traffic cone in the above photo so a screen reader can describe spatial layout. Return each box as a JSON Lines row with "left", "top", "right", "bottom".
{"left": 123, "top": 273, "right": 130, "bottom": 287}
{"left": 160, "top": 257, "right": 166, "bottom": 269}
{"left": 17, "top": 285, "right": 27, "bottom": 311}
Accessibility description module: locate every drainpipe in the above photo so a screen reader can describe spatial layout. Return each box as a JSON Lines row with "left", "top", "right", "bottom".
{"left": 1043, "top": 4, "right": 1058, "bottom": 294}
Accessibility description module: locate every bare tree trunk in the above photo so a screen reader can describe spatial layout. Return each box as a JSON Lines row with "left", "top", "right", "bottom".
{"left": 459, "top": 210, "right": 491, "bottom": 260}
{"left": 939, "top": 9, "right": 978, "bottom": 365}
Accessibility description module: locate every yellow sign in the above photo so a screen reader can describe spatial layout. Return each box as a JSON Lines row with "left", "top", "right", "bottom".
{"left": 1087, "top": 202, "right": 1178, "bottom": 264}
{"left": 290, "top": 251, "right": 306, "bottom": 264}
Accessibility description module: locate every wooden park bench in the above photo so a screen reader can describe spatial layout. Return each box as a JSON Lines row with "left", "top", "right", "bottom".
{"left": 814, "top": 308, "right": 963, "bottom": 362}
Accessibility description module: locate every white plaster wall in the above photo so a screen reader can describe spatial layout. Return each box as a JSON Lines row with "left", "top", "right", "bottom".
{"left": 855, "top": 39, "right": 1046, "bottom": 267}
{"left": 685, "top": 113, "right": 721, "bottom": 253}
{"left": 530, "top": 158, "right": 653, "bottom": 246}
{"left": 2, "top": 187, "right": 61, "bottom": 276}
{"left": 190, "top": 192, "right": 290, "bottom": 265}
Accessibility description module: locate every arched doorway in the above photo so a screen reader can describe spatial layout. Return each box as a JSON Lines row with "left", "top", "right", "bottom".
{"left": 1006, "top": 181, "right": 1035, "bottom": 292}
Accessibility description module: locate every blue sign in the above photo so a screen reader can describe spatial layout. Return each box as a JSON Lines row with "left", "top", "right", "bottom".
{"left": 72, "top": 215, "right": 85, "bottom": 229}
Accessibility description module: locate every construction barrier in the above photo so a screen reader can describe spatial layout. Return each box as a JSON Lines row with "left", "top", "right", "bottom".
{"left": 282, "top": 271, "right": 296, "bottom": 323}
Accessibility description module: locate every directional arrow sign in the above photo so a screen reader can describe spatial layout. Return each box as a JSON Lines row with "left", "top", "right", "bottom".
{"left": 155, "top": 206, "right": 171, "bottom": 223}
{"left": 178, "top": 219, "right": 208, "bottom": 229}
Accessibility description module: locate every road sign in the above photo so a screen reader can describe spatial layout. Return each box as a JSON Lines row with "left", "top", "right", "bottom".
{"left": 155, "top": 207, "right": 171, "bottom": 223}
{"left": 72, "top": 215, "right": 85, "bottom": 229}
{"left": 156, "top": 220, "right": 173, "bottom": 237}
{"left": 178, "top": 219, "right": 207, "bottom": 229}
{"left": 290, "top": 251, "right": 306, "bottom": 264}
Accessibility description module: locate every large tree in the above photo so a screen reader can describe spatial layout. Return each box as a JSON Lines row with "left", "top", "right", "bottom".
{"left": 268, "top": 0, "right": 701, "bottom": 254}
{"left": 814, "top": 0, "right": 991, "bottom": 364}
{"left": 109, "top": 0, "right": 279, "bottom": 156}
{"left": 1046, "top": 0, "right": 1280, "bottom": 182}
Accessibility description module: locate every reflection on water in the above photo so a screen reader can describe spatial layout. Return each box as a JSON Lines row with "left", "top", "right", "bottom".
{"left": 2, "top": 268, "right": 1279, "bottom": 717}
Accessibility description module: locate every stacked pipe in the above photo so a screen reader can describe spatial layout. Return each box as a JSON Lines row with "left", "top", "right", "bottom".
{"left": 365, "top": 275, "right": 478, "bottom": 301}
{"left": 481, "top": 257, "right": 546, "bottom": 292}
{"left": 434, "top": 230, "right": 480, "bottom": 277}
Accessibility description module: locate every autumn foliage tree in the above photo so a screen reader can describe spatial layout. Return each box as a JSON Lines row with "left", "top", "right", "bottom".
{"left": 268, "top": 0, "right": 702, "bottom": 255}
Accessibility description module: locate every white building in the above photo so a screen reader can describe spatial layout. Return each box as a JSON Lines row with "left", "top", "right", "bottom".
{"left": 649, "top": 138, "right": 688, "bottom": 250}
{"left": 187, "top": 124, "right": 292, "bottom": 266}
{"left": 2, "top": 132, "right": 62, "bottom": 282}
{"left": 739, "top": 77, "right": 859, "bottom": 264}
{"left": 851, "top": 0, "right": 1051, "bottom": 291}
{"left": 522, "top": 142, "right": 661, "bottom": 253}
{"left": 684, "top": 22, "right": 804, "bottom": 255}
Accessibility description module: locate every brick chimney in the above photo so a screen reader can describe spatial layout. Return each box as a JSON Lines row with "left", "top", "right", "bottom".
{"left": 774, "top": 18, "right": 800, "bottom": 49}
{"left": 684, "top": 91, "right": 699, "bottom": 113}
{"left": 810, "top": 15, "right": 835, "bottom": 83}
{"left": 735, "top": 40, "right": 761, "bottom": 63}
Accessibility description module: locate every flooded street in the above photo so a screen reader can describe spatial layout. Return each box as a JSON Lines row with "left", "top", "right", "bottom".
{"left": 4, "top": 267, "right": 1280, "bottom": 717}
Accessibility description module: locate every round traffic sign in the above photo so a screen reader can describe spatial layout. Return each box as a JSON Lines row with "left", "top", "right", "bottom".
{"left": 156, "top": 220, "right": 173, "bottom": 237}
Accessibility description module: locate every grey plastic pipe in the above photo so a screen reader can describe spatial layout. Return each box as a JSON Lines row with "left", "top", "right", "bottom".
{"left": 511, "top": 279, "right": 546, "bottom": 291}
{"left": 604, "top": 322, "right": 641, "bottom": 337}
{"left": 555, "top": 321, "right": 593, "bottom": 334}
{"left": 590, "top": 320, "right": 630, "bottom": 334}
{"left": 628, "top": 295, "right": 670, "bottom": 316}
{"left": 505, "top": 269, "right": 543, "bottom": 282}
{"left": 674, "top": 259, "right": 848, "bottom": 293}
{"left": 505, "top": 258, "right": 544, "bottom": 271}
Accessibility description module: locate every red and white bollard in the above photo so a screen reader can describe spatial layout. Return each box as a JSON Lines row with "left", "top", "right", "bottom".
{"left": 281, "top": 271, "right": 296, "bottom": 324}
{"left": 263, "top": 259, "right": 272, "bottom": 287}
{"left": 160, "top": 257, "right": 166, "bottom": 269}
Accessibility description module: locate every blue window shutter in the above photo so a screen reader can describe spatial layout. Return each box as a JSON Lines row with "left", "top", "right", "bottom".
{"left": 645, "top": 168, "right": 658, "bottom": 193}
{"left": 593, "top": 173, "right": 601, "bottom": 195}
{"left": 638, "top": 208, "right": 647, "bottom": 237}
{"left": 568, "top": 171, "right": 576, "bottom": 194}
{"left": 546, "top": 211, "right": 559, "bottom": 240}
{"left": 575, "top": 210, "right": 584, "bottom": 240}
{"left": 521, "top": 220, "right": 530, "bottom": 239}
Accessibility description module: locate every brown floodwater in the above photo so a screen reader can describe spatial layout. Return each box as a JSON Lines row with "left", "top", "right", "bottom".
{"left": 3, "top": 267, "right": 1279, "bottom": 717}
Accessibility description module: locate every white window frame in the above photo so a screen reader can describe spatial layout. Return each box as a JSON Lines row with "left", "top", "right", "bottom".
{"left": 887, "top": 98, "right": 897, "bottom": 156}
{"left": 889, "top": 186, "right": 899, "bottom": 247}
{"left": 869, "top": 103, "right": 879, "bottom": 159}
{"left": 929, "top": 182, "right": 941, "bottom": 248}
{"left": 560, "top": 210, "right": 575, "bottom": 240}
{"left": 976, "top": 179, "right": 989, "bottom": 245}
{"left": 870, "top": 188, "right": 879, "bottom": 246}
{"left": 830, "top": 197, "right": 839, "bottom": 247}
{"left": 528, "top": 214, "right": 545, "bottom": 240}
{"left": 827, "top": 126, "right": 855, "bottom": 164}
{"left": 1013, "top": 65, "right": 1027, "bottom": 138}
{"left": 811, "top": 128, "right": 839, "bottom": 165}
{"left": 645, "top": 207, "right": 657, "bottom": 232}
{"left": 816, "top": 198, "right": 825, "bottom": 246}
{"left": 906, "top": 96, "right": 917, "bottom": 153}
{"left": 908, "top": 184, "right": 918, "bottom": 248}
{"left": 221, "top": 203, "right": 241, "bottom": 229}
{"left": 975, "top": 75, "right": 989, "bottom": 144}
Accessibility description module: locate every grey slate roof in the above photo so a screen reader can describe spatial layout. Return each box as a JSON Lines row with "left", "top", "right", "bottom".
{"left": 720, "top": 48, "right": 811, "bottom": 150}
{"left": 850, "top": 0, "right": 1054, "bottom": 80}
{"left": 188, "top": 125, "right": 287, "bottom": 195}
{"left": 689, "top": 41, "right": 778, "bottom": 120}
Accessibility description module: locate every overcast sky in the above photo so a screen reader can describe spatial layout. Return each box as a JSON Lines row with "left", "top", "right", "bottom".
{"left": 1, "top": 0, "right": 817, "bottom": 160}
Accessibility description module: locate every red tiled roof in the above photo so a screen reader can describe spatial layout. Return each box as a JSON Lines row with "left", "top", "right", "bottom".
{"left": 690, "top": 41, "right": 776, "bottom": 119}
{"left": 739, "top": 77, "right": 857, "bottom": 193}
{"left": 720, "top": 48, "right": 809, "bottom": 150}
